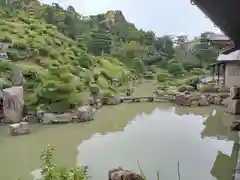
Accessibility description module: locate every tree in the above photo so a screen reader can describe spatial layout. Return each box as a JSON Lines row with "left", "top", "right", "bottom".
{"left": 154, "top": 36, "right": 174, "bottom": 58}
{"left": 192, "top": 32, "right": 218, "bottom": 67}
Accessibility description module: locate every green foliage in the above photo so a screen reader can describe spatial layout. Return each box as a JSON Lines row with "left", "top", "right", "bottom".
{"left": 184, "top": 76, "right": 200, "bottom": 90}
{"left": 190, "top": 68, "right": 205, "bottom": 76}
{"left": 101, "top": 90, "right": 116, "bottom": 105}
{"left": 192, "top": 32, "right": 219, "bottom": 67}
{"left": 199, "top": 83, "right": 218, "bottom": 93}
{"left": 89, "top": 84, "right": 100, "bottom": 94}
{"left": 13, "top": 39, "right": 27, "bottom": 50}
{"left": 178, "top": 84, "right": 194, "bottom": 92}
{"left": 157, "top": 72, "right": 172, "bottom": 82}
{"left": 0, "top": 35, "right": 12, "bottom": 43}
{"left": 167, "top": 61, "right": 185, "bottom": 76}
{"left": 40, "top": 145, "right": 88, "bottom": 180}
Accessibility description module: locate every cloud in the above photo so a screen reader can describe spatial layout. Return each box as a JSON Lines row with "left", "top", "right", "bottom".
{"left": 41, "top": 0, "right": 221, "bottom": 37}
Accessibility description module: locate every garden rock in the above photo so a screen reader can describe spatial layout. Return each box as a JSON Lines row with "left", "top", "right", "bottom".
{"left": 74, "top": 106, "right": 95, "bottom": 122}
{"left": 9, "top": 122, "right": 30, "bottom": 136}
{"left": 108, "top": 167, "right": 143, "bottom": 180}
{"left": 199, "top": 96, "right": 209, "bottom": 106}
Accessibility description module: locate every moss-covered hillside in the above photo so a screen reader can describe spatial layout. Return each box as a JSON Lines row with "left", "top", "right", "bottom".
{"left": 0, "top": 8, "right": 133, "bottom": 112}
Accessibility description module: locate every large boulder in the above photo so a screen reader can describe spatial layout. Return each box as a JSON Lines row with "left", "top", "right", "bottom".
{"left": 95, "top": 98, "right": 102, "bottom": 109}
{"left": 88, "top": 96, "right": 94, "bottom": 105}
{"left": 222, "top": 97, "right": 230, "bottom": 107}
{"left": 174, "top": 94, "right": 191, "bottom": 106}
{"left": 23, "top": 111, "right": 40, "bottom": 123}
{"left": 41, "top": 113, "right": 73, "bottom": 124}
{"left": 89, "top": 96, "right": 102, "bottom": 109}
{"left": 9, "top": 122, "right": 30, "bottom": 136}
{"left": 191, "top": 100, "right": 199, "bottom": 106}
{"left": 108, "top": 167, "right": 144, "bottom": 180}
{"left": 213, "top": 96, "right": 223, "bottom": 105}
{"left": 199, "top": 95, "right": 209, "bottom": 106}
{"left": 52, "top": 113, "right": 73, "bottom": 124}
{"left": 207, "top": 94, "right": 215, "bottom": 104}
{"left": 73, "top": 106, "right": 95, "bottom": 122}
{"left": 2, "top": 86, "right": 24, "bottom": 123}
{"left": 41, "top": 113, "right": 56, "bottom": 124}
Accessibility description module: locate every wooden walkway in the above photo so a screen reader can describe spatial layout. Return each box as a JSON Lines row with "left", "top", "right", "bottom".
{"left": 119, "top": 96, "right": 173, "bottom": 103}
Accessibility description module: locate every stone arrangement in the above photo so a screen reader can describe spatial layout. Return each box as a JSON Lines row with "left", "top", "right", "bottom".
{"left": 172, "top": 91, "right": 229, "bottom": 107}
{"left": 108, "top": 167, "right": 143, "bottom": 180}
{"left": 9, "top": 122, "right": 30, "bottom": 136}
{"left": 38, "top": 105, "right": 95, "bottom": 124}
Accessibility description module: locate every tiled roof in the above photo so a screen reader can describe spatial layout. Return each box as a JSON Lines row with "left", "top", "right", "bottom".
{"left": 217, "top": 50, "right": 240, "bottom": 61}
{"left": 206, "top": 34, "right": 230, "bottom": 41}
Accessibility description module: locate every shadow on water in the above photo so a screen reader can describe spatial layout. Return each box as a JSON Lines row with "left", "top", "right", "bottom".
{"left": 0, "top": 103, "right": 240, "bottom": 180}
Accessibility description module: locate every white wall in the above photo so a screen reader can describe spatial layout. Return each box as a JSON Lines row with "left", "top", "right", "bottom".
{"left": 225, "top": 62, "right": 240, "bottom": 87}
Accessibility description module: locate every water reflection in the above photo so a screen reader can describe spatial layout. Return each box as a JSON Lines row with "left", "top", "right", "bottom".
{"left": 202, "top": 108, "right": 240, "bottom": 180}
{"left": 77, "top": 106, "right": 239, "bottom": 180}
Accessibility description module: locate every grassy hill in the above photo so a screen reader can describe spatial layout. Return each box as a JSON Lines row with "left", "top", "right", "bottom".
{"left": 0, "top": 8, "right": 134, "bottom": 112}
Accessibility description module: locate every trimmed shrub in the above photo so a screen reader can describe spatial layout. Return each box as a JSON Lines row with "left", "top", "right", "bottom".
{"left": 178, "top": 85, "right": 194, "bottom": 92}
{"left": 1, "top": 35, "right": 12, "bottom": 43}
{"left": 13, "top": 39, "right": 27, "bottom": 50}
{"left": 168, "top": 62, "right": 185, "bottom": 76}
{"left": 190, "top": 68, "right": 205, "bottom": 75}
{"left": 199, "top": 84, "right": 218, "bottom": 93}
{"left": 184, "top": 76, "right": 200, "bottom": 90}
{"left": 157, "top": 72, "right": 172, "bottom": 82}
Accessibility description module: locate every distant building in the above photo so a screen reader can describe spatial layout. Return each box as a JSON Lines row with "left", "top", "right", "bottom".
{"left": 206, "top": 33, "right": 234, "bottom": 52}
{"left": 216, "top": 50, "right": 240, "bottom": 87}
{"left": 191, "top": 0, "right": 240, "bottom": 88}
{"left": 206, "top": 33, "right": 240, "bottom": 87}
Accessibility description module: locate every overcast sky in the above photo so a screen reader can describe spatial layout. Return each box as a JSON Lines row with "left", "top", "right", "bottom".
{"left": 42, "top": 0, "right": 221, "bottom": 38}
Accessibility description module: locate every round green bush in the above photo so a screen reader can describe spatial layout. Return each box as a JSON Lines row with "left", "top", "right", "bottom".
{"left": 190, "top": 68, "right": 205, "bottom": 75}
{"left": 157, "top": 72, "right": 172, "bottom": 82}
{"left": 13, "top": 39, "right": 27, "bottom": 50}
{"left": 89, "top": 84, "right": 100, "bottom": 94}
{"left": 1, "top": 35, "right": 12, "bottom": 43}
{"left": 168, "top": 63, "right": 185, "bottom": 76}
{"left": 178, "top": 85, "right": 194, "bottom": 92}
{"left": 184, "top": 76, "right": 200, "bottom": 89}
{"left": 199, "top": 84, "right": 218, "bottom": 93}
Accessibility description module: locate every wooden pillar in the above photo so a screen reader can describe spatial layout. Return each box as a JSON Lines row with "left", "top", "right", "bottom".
{"left": 212, "top": 65, "right": 215, "bottom": 81}
{"left": 217, "top": 64, "right": 220, "bottom": 86}
{"left": 223, "top": 63, "right": 226, "bottom": 86}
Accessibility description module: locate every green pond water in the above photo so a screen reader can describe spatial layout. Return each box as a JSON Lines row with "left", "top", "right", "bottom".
{"left": 0, "top": 103, "right": 239, "bottom": 180}
{"left": 0, "top": 82, "right": 239, "bottom": 180}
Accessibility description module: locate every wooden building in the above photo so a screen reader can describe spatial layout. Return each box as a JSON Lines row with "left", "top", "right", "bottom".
{"left": 191, "top": 0, "right": 240, "bottom": 87}
{"left": 190, "top": 0, "right": 240, "bottom": 49}
{"left": 216, "top": 50, "right": 240, "bottom": 87}
{"left": 207, "top": 34, "right": 240, "bottom": 87}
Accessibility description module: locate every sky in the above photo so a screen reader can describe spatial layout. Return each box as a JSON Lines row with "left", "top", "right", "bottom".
{"left": 42, "top": 0, "right": 221, "bottom": 38}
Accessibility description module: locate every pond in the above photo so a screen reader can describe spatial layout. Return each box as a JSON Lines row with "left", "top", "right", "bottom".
{"left": 0, "top": 103, "right": 239, "bottom": 180}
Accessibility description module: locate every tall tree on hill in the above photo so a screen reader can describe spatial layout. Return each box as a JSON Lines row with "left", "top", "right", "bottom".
{"left": 192, "top": 32, "right": 218, "bottom": 67}
{"left": 154, "top": 36, "right": 174, "bottom": 59}
{"left": 88, "top": 29, "right": 112, "bottom": 56}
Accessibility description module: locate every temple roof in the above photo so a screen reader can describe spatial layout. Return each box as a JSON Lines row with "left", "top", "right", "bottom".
{"left": 191, "top": 0, "right": 240, "bottom": 48}
{"left": 206, "top": 34, "right": 230, "bottom": 42}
